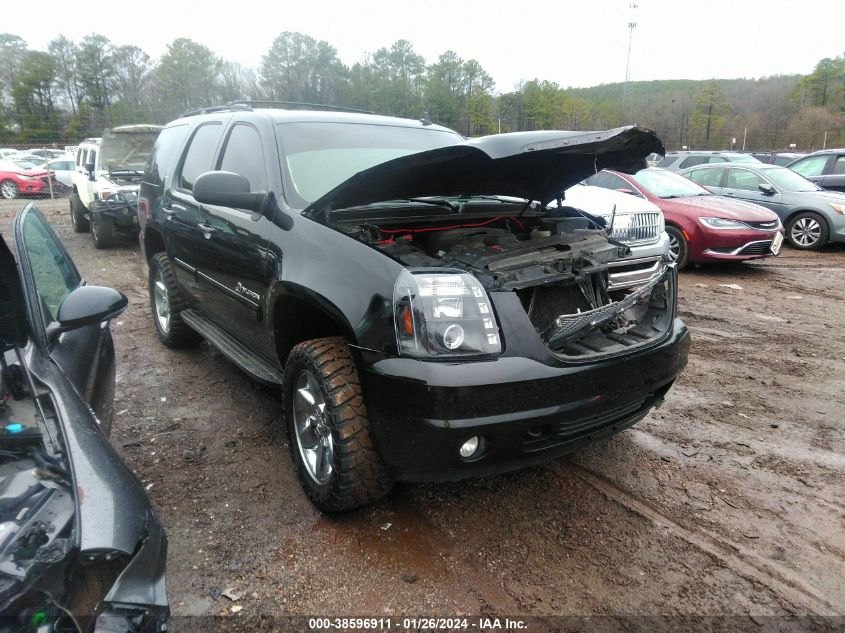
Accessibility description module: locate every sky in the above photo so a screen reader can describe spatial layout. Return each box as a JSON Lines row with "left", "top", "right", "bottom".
{"left": 6, "top": 0, "right": 844, "bottom": 92}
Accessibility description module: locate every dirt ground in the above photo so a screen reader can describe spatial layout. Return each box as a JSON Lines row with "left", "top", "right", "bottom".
{"left": 2, "top": 196, "right": 843, "bottom": 630}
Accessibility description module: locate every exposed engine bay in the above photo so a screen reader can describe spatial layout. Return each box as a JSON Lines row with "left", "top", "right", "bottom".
{"left": 335, "top": 209, "right": 674, "bottom": 357}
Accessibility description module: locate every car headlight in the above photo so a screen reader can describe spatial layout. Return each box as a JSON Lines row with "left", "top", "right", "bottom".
{"left": 393, "top": 270, "right": 502, "bottom": 358}
{"left": 829, "top": 203, "right": 845, "bottom": 215}
{"left": 699, "top": 217, "right": 747, "bottom": 230}
{"left": 18, "top": 174, "right": 36, "bottom": 181}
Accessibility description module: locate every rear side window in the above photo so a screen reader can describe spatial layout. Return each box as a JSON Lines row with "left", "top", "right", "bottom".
{"left": 178, "top": 123, "right": 223, "bottom": 191}
{"left": 218, "top": 124, "right": 268, "bottom": 192}
{"left": 656, "top": 156, "right": 677, "bottom": 168}
{"left": 145, "top": 124, "right": 189, "bottom": 187}
{"left": 832, "top": 156, "right": 845, "bottom": 175}
{"left": 686, "top": 168, "right": 723, "bottom": 187}
{"left": 87, "top": 150, "right": 97, "bottom": 169}
{"left": 790, "top": 155, "right": 829, "bottom": 178}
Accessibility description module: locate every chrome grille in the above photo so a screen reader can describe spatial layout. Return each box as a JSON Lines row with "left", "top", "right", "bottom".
{"left": 609, "top": 212, "right": 662, "bottom": 244}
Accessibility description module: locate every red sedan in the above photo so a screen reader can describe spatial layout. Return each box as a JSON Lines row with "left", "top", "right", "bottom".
{"left": 0, "top": 160, "right": 52, "bottom": 199}
{"left": 587, "top": 168, "right": 784, "bottom": 269}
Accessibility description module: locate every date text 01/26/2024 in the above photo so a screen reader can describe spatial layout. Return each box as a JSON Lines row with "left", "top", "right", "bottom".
{"left": 308, "top": 618, "right": 527, "bottom": 630}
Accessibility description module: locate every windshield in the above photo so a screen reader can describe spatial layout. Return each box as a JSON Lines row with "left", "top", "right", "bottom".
{"left": 277, "top": 122, "right": 463, "bottom": 209}
{"left": 763, "top": 166, "right": 820, "bottom": 192}
{"left": 632, "top": 169, "right": 710, "bottom": 197}
{"left": 100, "top": 128, "right": 160, "bottom": 173}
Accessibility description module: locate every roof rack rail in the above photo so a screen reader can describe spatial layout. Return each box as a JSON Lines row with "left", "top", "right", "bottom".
{"left": 227, "top": 100, "right": 374, "bottom": 115}
{"left": 179, "top": 103, "right": 254, "bottom": 118}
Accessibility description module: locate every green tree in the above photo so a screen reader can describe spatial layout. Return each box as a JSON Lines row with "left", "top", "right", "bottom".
{"left": 689, "top": 82, "right": 730, "bottom": 148}
{"left": 261, "top": 32, "right": 346, "bottom": 104}
{"left": 793, "top": 55, "right": 845, "bottom": 112}
{"left": 12, "top": 51, "right": 60, "bottom": 141}
{"left": 47, "top": 36, "right": 81, "bottom": 115}
{"left": 425, "top": 51, "right": 465, "bottom": 129}
{"left": 153, "top": 38, "right": 222, "bottom": 120}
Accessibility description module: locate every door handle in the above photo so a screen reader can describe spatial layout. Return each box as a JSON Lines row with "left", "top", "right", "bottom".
{"left": 198, "top": 222, "right": 217, "bottom": 236}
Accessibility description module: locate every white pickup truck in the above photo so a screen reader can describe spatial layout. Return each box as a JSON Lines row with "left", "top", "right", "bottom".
{"left": 69, "top": 125, "right": 162, "bottom": 248}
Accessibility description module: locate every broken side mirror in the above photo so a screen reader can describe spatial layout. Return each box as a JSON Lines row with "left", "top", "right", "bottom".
{"left": 46, "top": 285, "right": 128, "bottom": 343}
{"left": 758, "top": 183, "right": 776, "bottom": 195}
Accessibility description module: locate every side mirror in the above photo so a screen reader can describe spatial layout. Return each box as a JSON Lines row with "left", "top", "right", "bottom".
{"left": 46, "top": 285, "right": 128, "bottom": 343}
{"left": 194, "top": 171, "right": 267, "bottom": 213}
{"left": 85, "top": 160, "right": 95, "bottom": 181}
{"left": 758, "top": 183, "right": 776, "bottom": 195}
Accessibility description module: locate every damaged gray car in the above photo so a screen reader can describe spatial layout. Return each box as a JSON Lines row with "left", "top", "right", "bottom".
{"left": 1, "top": 205, "right": 168, "bottom": 632}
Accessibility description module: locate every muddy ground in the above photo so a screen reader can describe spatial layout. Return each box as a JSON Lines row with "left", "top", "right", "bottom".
{"left": 2, "top": 196, "right": 843, "bottom": 630}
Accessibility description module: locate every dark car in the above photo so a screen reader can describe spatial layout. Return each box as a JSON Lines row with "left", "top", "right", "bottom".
{"left": 586, "top": 168, "right": 783, "bottom": 268}
{"left": 681, "top": 162, "right": 845, "bottom": 250}
{"left": 787, "top": 149, "right": 845, "bottom": 193}
{"left": 656, "top": 150, "right": 760, "bottom": 172}
{"left": 1, "top": 205, "right": 168, "bottom": 631}
{"left": 749, "top": 152, "right": 806, "bottom": 166}
{"left": 138, "top": 104, "right": 689, "bottom": 512}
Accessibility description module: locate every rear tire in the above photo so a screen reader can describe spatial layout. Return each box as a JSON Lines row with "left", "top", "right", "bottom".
{"left": 786, "top": 211, "right": 828, "bottom": 250}
{"left": 69, "top": 193, "right": 89, "bottom": 232}
{"left": 148, "top": 252, "right": 202, "bottom": 348}
{"left": 284, "top": 337, "right": 393, "bottom": 512}
{"left": 91, "top": 213, "right": 115, "bottom": 249}
{"left": 665, "top": 225, "right": 689, "bottom": 270}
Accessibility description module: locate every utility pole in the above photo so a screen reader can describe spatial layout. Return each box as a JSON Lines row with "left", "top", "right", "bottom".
{"left": 622, "top": 3, "right": 638, "bottom": 113}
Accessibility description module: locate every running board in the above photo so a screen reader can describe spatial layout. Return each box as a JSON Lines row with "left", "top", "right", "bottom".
{"left": 180, "top": 309, "right": 284, "bottom": 386}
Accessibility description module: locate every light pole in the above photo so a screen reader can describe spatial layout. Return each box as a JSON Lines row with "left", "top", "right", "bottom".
{"left": 622, "top": 3, "right": 638, "bottom": 112}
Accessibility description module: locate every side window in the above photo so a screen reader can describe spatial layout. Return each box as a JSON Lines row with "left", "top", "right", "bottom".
{"left": 218, "top": 124, "right": 268, "bottom": 192}
{"left": 790, "top": 155, "right": 829, "bottom": 177}
{"left": 76, "top": 149, "right": 86, "bottom": 168}
{"left": 686, "top": 168, "right": 723, "bottom": 188}
{"left": 708, "top": 156, "right": 727, "bottom": 163}
{"left": 20, "top": 209, "right": 80, "bottom": 325}
{"left": 679, "top": 156, "right": 707, "bottom": 169}
{"left": 145, "top": 123, "right": 190, "bottom": 186}
{"left": 178, "top": 123, "right": 223, "bottom": 191}
{"left": 725, "top": 169, "right": 765, "bottom": 191}
{"left": 584, "top": 171, "right": 615, "bottom": 189}
{"left": 832, "top": 156, "right": 845, "bottom": 175}
{"left": 87, "top": 149, "right": 97, "bottom": 169}
{"left": 656, "top": 156, "right": 676, "bottom": 168}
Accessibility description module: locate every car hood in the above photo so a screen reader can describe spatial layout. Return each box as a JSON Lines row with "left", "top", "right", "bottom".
{"left": 801, "top": 188, "right": 845, "bottom": 203}
{"left": 562, "top": 183, "right": 661, "bottom": 216}
{"left": 663, "top": 195, "right": 779, "bottom": 221}
{"left": 304, "top": 125, "right": 664, "bottom": 218}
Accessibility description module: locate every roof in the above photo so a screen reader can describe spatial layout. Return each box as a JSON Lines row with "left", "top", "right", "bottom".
{"left": 167, "top": 107, "right": 457, "bottom": 135}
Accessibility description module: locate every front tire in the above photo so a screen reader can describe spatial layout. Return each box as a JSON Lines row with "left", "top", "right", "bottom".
{"left": 1, "top": 180, "right": 19, "bottom": 199}
{"left": 665, "top": 225, "right": 689, "bottom": 270}
{"left": 91, "top": 213, "right": 115, "bottom": 249}
{"left": 284, "top": 337, "right": 393, "bottom": 512}
{"left": 69, "top": 193, "right": 90, "bottom": 232}
{"left": 786, "top": 211, "right": 828, "bottom": 250}
{"left": 148, "top": 252, "right": 202, "bottom": 348}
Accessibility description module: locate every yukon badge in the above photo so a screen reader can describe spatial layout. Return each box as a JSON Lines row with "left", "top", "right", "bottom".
{"left": 235, "top": 282, "right": 261, "bottom": 302}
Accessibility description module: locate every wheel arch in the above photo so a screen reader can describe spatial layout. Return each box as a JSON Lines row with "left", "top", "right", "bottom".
{"left": 142, "top": 226, "right": 167, "bottom": 264}
{"left": 269, "top": 283, "right": 357, "bottom": 365}
{"left": 784, "top": 207, "right": 830, "bottom": 229}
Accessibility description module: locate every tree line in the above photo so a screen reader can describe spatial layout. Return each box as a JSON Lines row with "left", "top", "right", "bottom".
{"left": 1, "top": 31, "right": 843, "bottom": 151}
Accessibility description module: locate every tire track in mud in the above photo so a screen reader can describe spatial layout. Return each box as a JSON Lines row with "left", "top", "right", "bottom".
{"left": 560, "top": 464, "right": 840, "bottom": 616}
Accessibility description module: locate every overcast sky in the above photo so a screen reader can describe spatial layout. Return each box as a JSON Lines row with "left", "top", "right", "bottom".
{"left": 7, "top": 0, "right": 843, "bottom": 91}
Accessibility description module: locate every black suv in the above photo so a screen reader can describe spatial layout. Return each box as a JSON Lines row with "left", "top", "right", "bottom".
{"left": 138, "top": 104, "right": 690, "bottom": 511}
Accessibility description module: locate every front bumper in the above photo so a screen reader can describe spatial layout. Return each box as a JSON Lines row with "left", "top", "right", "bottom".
{"left": 90, "top": 199, "right": 140, "bottom": 231}
{"left": 358, "top": 318, "right": 690, "bottom": 482}
{"left": 607, "top": 231, "right": 669, "bottom": 290}
{"left": 697, "top": 227, "right": 783, "bottom": 261}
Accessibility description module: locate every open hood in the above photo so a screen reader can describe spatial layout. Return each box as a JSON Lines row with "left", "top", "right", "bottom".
{"left": 304, "top": 125, "right": 664, "bottom": 219}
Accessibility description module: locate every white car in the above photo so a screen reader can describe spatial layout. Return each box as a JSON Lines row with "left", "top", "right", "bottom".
{"left": 70, "top": 125, "right": 162, "bottom": 248}
{"left": 44, "top": 155, "right": 76, "bottom": 187}
{"left": 559, "top": 183, "right": 670, "bottom": 290}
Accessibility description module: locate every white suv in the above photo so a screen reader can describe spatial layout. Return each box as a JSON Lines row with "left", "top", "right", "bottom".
{"left": 69, "top": 125, "right": 162, "bottom": 248}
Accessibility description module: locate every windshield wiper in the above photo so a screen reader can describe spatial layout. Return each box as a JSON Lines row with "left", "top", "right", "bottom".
{"left": 404, "top": 198, "right": 457, "bottom": 211}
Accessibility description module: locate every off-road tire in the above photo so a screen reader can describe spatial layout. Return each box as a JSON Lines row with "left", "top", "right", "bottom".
{"left": 91, "top": 213, "right": 115, "bottom": 249}
{"left": 665, "top": 224, "right": 689, "bottom": 270}
{"left": 785, "top": 211, "right": 828, "bottom": 250}
{"left": 69, "top": 192, "right": 89, "bottom": 232}
{"left": 148, "top": 252, "right": 202, "bottom": 348}
{"left": 283, "top": 337, "right": 393, "bottom": 512}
